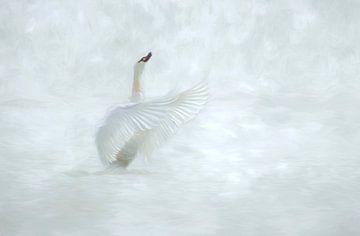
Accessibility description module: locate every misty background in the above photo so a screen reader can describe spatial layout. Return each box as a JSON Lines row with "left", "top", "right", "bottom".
{"left": 1, "top": 0, "right": 360, "bottom": 235}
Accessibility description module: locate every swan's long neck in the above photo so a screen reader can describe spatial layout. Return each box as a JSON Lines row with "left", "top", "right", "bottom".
{"left": 131, "top": 62, "right": 145, "bottom": 102}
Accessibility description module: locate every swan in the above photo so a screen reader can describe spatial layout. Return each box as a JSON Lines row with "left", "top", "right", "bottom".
{"left": 95, "top": 52, "right": 208, "bottom": 169}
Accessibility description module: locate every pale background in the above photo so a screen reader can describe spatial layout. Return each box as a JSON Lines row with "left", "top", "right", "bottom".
{"left": 1, "top": 0, "right": 359, "bottom": 235}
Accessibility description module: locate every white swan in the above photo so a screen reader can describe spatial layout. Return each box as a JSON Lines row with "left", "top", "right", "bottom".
{"left": 96, "top": 52, "right": 208, "bottom": 168}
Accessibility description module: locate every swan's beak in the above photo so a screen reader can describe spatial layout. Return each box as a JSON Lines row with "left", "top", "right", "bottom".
{"left": 138, "top": 52, "right": 152, "bottom": 63}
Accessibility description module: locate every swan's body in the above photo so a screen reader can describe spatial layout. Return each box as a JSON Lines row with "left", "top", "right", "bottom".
{"left": 96, "top": 52, "right": 208, "bottom": 168}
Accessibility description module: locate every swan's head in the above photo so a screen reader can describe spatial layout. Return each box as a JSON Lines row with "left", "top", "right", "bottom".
{"left": 137, "top": 52, "right": 152, "bottom": 63}
{"left": 134, "top": 52, "right": 152, "bottom": 81}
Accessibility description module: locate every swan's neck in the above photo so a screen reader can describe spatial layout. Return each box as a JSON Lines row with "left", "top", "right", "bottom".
{"left": 131, "top": 62, "right": 145, "bottom": 102}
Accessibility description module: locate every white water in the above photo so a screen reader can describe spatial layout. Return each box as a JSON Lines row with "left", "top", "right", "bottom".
{"left": 1, "top": 1, "right": 360, "bottom": 235}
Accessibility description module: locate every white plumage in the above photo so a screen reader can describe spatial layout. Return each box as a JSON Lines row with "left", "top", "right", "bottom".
{"left": 96, "top": 52, "right": 208, "bottom": 168}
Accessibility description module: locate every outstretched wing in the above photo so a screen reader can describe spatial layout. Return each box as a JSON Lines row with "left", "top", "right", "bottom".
{"left": 141, "top": 83, "right": 209, "bottom": 158}
{"left": 95, "top": 82, "right": 208, "bottom": 166}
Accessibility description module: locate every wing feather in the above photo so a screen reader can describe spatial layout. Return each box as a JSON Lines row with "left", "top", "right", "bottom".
{"left": 96, "top": 82, "right": 208, "bottom": 167}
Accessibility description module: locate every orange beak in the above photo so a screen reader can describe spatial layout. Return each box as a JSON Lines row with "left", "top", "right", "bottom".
{"left": 138, "top": 52, "right": 152, "bottom": 63}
